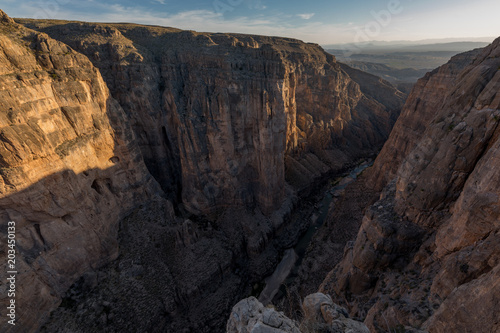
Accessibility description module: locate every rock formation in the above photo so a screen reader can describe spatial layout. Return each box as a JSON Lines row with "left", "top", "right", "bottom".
{"left": 226, "top": 293, "right": 370, "bottom": 333}
{"left": 227, "top": 297, "right": 302, "bottom": 333}
{"left": 0, "top": 9, "right": 406, "bottom": 333}
{"left": 0, "top": 10, "right": 163, "bottom": 332}
{"left": 19, "top": 18, "right": 405, "bottom": 214}
{"left": 322, "top": 37, "right": 500, "bottom": 332}
{"left": 300, "top": 293, "right": 369, "bottom": 332}
{"left": 367, "top": 47, "right": 483, "bottom": 191}
{"left": 6, "top": 5, "right": 499, "bottom": 333}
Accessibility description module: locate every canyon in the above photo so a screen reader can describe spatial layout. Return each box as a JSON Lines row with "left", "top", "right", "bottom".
{"left": 17, "top": 17, "right": 405, "bottom": 214}
{"left": 278, "top": 35, "right": 500, "bottom": 332}
{"left": 0, "top": 7, "right": 498, "bottom": 333}
{"left": 322, "top": 36, "right": 500, "bottom": 332}
{"left": 0, "top": 9, "right": 404, "bottom": 333}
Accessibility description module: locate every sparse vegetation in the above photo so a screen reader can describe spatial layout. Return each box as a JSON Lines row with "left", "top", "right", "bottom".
{"left": 48, "top": 70, "right": 59, "bottom": 80}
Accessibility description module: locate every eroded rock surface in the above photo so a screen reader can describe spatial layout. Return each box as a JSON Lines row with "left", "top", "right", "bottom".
{"left": 0, "top": 11, "right": 161, "bottom": 332}
{"left": 226, "top": 294, "right": 369, "bottom": 333}
{"left": 322, "top": 37, "right": 500, "bottom": 332}
{"left": 301, "top": 293, "right": 369, "bottom": 333}
{"left": 227, "top": 297, "right": 301, "bottom": 333}
{"left": 368, "top": 48, "right": 483, "bottom": 191}
{"left": 0, "top": 8, "right": 408, "bottom": 333}
{"left": 19, "top": 18, "right": 405, "bottom": 215}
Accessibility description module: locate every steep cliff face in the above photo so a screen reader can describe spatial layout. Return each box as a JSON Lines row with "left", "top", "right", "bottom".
{"left": 323, "top": 38, "right": 500, "bottom": 332}
{"left": 0, "top": 11, "right": 162, "bottom": 332}
{"left": 0, "top": 10, "right": 407, "bottom": 332}
{"left": 367, "top": 48, "right": 483, "bottom": 191}
{"left": 19, "top": 19, "right": 405, "bottom": 215}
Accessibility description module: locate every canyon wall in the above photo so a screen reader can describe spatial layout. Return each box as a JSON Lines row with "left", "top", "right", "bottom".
{"left": 367, "top": 47, "right": 483, "bottom": 191}
{"left": 0, "top": 11, "right": 163, "bottom": 332}
{"left": 19, "top": 19, "right": 405, "bottom": 215}
{"left": 0, "top": 10, "right": 407, "bottom": 333}
{"left": 324, "top": 38, "right": 500, "bottom": 332}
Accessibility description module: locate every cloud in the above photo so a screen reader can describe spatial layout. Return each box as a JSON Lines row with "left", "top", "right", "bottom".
{"left": 4, "top": 0, "right": 499, "bottom": 45}
{"left": 152, "top": 0, "right": 166, "bottom": 4}
{"left": 2, "top": 2, "right": 360, "bottom": 44}
{"left": 247, "top": 0, "right": 267, "bottom": 10}
{"left": 297, "top": 13, "right": 315, "bottom": 20}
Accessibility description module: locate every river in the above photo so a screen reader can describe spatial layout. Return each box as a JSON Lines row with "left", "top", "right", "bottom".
{"left": 257, "top": 160, "right": 373, "bottom": 305}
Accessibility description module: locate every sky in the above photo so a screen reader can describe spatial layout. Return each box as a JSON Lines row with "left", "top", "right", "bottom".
{"left": 1, "top": 0, "right": 499, "bottom": 45}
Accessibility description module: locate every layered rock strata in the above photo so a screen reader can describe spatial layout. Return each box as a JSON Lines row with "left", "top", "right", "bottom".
{"left": 367, "top": 47, "right": 483, "bottom": 191}
{"left": 0, "top": 9, "right": 407, "bottom": 332}
{"left": 19, "top": 19, "right": 405, "bottom": 214}
{"left": 322, "top": 38, "right": 500, "bottom": 332}
{"left": 0, "top": 11, "right": 161, "bottom": 332}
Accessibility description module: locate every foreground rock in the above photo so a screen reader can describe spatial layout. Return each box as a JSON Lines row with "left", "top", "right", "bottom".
{"left": 227, "top": 297, "right": 301, "bottom": 333}
{"left": 300, "top": 293, "right": 369, "bottom": 333}
{"left": 322, "top": 37, "right": 500, "bottom": 332}
{"left": 227, "top": 294, "right": 369, "bottom": 333}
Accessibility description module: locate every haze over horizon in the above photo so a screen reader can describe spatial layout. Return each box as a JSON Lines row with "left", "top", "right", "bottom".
{"left": 2, "top": 0, "right": 499, "bottom": 45}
